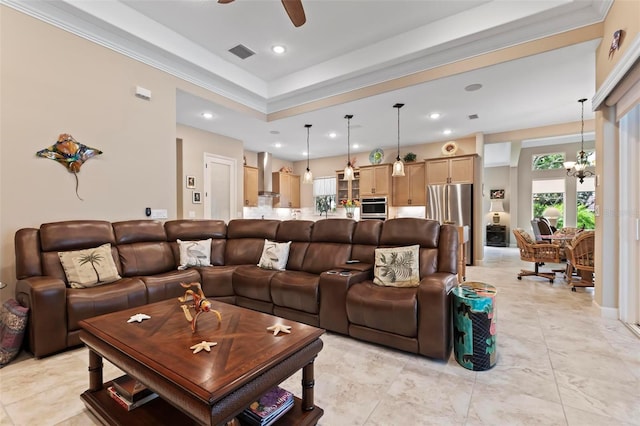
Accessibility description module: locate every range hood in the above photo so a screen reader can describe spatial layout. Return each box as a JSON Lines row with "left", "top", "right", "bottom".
{"left": 257, "top": 152, "right": 279, "bottom": 197}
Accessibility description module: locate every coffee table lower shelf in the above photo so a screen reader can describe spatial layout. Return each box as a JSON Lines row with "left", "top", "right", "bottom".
{"left": 81, "top": 382, "right": 324, "bottom": 426}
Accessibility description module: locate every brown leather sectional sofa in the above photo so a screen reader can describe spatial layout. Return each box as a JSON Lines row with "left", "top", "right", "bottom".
{"left": 15, "top": 217, "right": 459, "bottom": 360}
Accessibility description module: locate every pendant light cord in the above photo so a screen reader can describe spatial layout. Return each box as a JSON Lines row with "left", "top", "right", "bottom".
{"left": 397, "top": 106, "right": 401, "bottom": 161}
{"left": 305, "top": 124, "right": 311, "bottom": 171}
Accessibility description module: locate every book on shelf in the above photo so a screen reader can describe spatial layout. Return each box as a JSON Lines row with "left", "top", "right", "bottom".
{"left": 107, "top": 386, "right": 158, "bottom": 411}
{"left": 111, "top": 375, "right": 153, "bottom": 403}
{"left": 238, "top": 386, "right": 294, "bottom": 426}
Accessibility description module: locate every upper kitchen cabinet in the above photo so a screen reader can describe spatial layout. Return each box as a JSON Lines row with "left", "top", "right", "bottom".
{"left": 392, "top": 161, "right": 426, "bottom": 206}
{"left": 425, "top": 155, "right": 477, "bottom": 185}
{"left": 336, "top": 169, "right": 360, "bottom": 203}
{"left": 359, "top": 164, "right": 391, "bottom": 196}
{"left": 243, "top": 166, "right": 258, "bottom": 207}
{"left": 272, "top": 172, "right": 300, "bottom": 208}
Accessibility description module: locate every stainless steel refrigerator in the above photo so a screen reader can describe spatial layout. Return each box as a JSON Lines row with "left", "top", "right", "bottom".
{"left": 426, "top": 184, "right": 473, "bottom": 265}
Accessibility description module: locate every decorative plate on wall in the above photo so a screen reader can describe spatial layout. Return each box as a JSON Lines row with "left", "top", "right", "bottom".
{"left": 441, "top": 141, "right": 458, "bottom": 156}
{"left": 369, "top": 148, "right": 384, "bottom": 164}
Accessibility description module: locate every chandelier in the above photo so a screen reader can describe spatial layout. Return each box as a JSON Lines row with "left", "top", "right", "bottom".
{"left": 563, "top": 98, "right": 594, "bottom": 184}
{"left": 343, "top": 114, "right": 354, "bottom": 181}
{"left": 392, "top": 103, "right": 405, "bottom": 177}
{"left": 302, "top": 124, "right": 313, "bottom": 184}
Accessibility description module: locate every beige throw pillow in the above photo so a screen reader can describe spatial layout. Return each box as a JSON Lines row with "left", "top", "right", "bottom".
{"left": 257, "top": 240, "right": 291, "bottom": 271}
{"left": 58, "top": 243, "right": 121, "bottom": 288}
{"left": 177, "top": 239, "right": 212, "bottom": 269}
{"left": 373, "top": 245, "right": 420, "bottom": 287}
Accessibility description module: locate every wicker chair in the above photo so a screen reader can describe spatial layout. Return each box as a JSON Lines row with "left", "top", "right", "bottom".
{"left": 513, "top": 228, "right": 562, "bottom": 283}
{"left": 565, "top": 231, "right": 595, "bottom": 291}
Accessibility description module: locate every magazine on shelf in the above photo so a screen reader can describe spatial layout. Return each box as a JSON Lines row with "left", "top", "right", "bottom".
{"left": 107, "top": 386, "right": 158, "bottom": 411}
{"left": 112, "top": 375, "right": 153, "bottom": 403}
{"left": 239, "top": 386, "right": 294, "bottom": 425}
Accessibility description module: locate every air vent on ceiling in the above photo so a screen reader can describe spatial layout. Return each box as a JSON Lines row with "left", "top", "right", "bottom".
{"left": 228, "top": 44, "right": 255, "bottom": 60}
{"left": 468, "top": 114, "right": 479, "bottom": 120}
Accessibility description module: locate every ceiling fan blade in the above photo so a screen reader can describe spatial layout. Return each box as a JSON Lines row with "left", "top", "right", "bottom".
{"left": 281, "top": 0, "right": 306, "bottom": 27}
{"left": 218, "top": 0, "right": 234, "bottom": 4}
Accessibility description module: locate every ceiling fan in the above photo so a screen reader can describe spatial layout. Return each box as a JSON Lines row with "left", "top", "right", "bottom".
{"left": 218, "top": 0, "right": 306, "bottom": 27}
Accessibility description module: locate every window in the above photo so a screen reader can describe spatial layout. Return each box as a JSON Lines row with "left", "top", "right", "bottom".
{"left": 313, "top": 177, "right": 336, "bottom": 215}
{"left": 577, "top": 177, "right": 595, "bottom": 229}
{"left": 532, "top": 153, "right": 565, "bottom": 170}
{"left": 532, "top": 179, "right": 565, "bottom": 228}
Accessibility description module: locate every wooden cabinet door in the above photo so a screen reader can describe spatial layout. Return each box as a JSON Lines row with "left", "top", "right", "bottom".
{"left": 407, "top": 162, "right": 426, "bottom": 205}
{"left": 425, "top": 159, "right": 450, "bottom": 185}
{"left": 449, "top": 156, "right": 474, "bottom": 184}
{"left": 289, "top": 174, "right": 300, "bottom": 208}
{"left": 360, "top": 165, "right": 390, "bottom": 196}
{"left": 243, "top": 166, "right": 258, "bottom": 207}
{"left": 392, "top": 162, "right": 425, "bottom": 206}
{"left": 336, "top": 170, "right": 360, "bottom": 202}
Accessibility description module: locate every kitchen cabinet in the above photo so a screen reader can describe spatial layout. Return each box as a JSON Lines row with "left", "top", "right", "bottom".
{"left": 273, "top": 172, "right": 300, "bottom": 208}
{"left": 336, "top": 169, "right": 360, "bottom": 203}
{"left": 359, "top": 164, "right": 391, "bottom": 196}
{"left": 392, "top": 162, "right": 426, "bottom": 206}
{"left": 243, "top": 166, "right": 258, "bottom": 207}
{"left": 425, "top": 155, "right": 475, "bottom": 185}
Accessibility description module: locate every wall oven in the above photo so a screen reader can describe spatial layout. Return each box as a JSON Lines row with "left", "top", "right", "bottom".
{"left": 360, "top": 197, "right": 388, "bottom": 220}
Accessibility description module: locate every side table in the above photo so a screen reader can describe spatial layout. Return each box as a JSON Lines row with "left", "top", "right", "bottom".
{"left": 452, "top": 282, "right": 497, "bottom": 371}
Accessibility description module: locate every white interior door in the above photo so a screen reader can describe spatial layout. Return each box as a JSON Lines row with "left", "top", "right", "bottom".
{"left": 204, "top": 153, "right": 237, "bottom": 222}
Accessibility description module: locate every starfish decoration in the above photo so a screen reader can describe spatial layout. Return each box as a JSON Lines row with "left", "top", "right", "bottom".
{"left": 267, "top": 324, "right": 292, "bottom": 336}
{"left": 190, "top": 341, "right": 217, "bottom": 354}
{"left": 127, "top": 313, "right": 151, "bottom": 323}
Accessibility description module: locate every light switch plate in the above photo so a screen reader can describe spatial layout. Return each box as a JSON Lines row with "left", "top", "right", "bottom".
{"left": 150, "top": 209, "right": 168, "bottom": 219}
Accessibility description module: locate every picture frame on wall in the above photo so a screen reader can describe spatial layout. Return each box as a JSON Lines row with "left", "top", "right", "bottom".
{"left": 192, "top": 191, "right": 201, "bottom": 204}
{"left": 490, "top": 189, "right": 505, "bottom": 199}
{"left": 186, "top": 176, "right": 196, "bottom": 189}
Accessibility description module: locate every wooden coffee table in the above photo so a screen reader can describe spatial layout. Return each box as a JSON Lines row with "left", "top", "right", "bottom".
{"left": 79, "top": 299, "right": 324, "bottom": 425}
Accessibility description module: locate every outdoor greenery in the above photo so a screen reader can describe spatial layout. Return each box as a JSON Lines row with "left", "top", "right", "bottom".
{"left": 532, "top": 190, "right": 595, "bottom": 230}
{"left": 315, "top": 195, "right": 335, "bottom": 217}
{"left": 532, "top": 153, "right": 565, "bottom": 170}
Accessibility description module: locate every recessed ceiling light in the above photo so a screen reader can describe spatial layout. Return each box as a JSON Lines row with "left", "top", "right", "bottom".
{"left": 303, "top": 151, "right": 308, "bottom": 156}
{"left": 352, "top": 144, "right": 360, "bottom": 149}
{"left": 274, "top": 142, "right": 282, "bottom": 148}
{"left": 272, "top": 45, "right": 286, "bottom": 54}
{"left": 201, "top": 112, "right": 214, "bottom": 119}
{"left": 443, "top": 129, "right": 453, "bottom": 135}
{"left": 328, "top": 132, "right": 337, "bottom": 139}
{"left": 465, "top": 83, "right": 483, "bottom": 92}
{"left": 429, "top": 112, "right": 441, "bottom": 119}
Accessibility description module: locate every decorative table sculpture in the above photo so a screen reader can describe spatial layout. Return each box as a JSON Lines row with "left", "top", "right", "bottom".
{"left": 452, "top": 282, "right": 497, "bottom": 371}
{"left": 178, "top": 282, "right": 222, "bottom": 333}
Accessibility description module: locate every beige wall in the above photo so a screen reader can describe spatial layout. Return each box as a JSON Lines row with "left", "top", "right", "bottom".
{"left": 595, "top": 0, "right": 640, "bottom": 88}
{"left": 176, "top": 124, "right": 244, "bottom": 219}
{"left": 0, "top": 7, "right": 276, "bottom": 295}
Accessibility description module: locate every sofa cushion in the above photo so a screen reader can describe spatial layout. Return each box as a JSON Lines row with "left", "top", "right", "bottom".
{"left": 142, "top": 269, "right": 201, "bottom": 304}
{"left": 346, "top": 282, "right": 418, "bottom": 337}
{"left": 66, "top": 278, "right": 147, "bottom": 331}
{"left": 58, "top": 243, "right": 122, "bottom": 288}
{"left": 270, "top": 271, "right": 319, "bottom": 314}
{"left": 373, "top": 245, "right": 420, "bottom": 288}
{"left": 257, "top": 240, "right": 291, "bottom": 271}
{"left": 177, "top": 238, "right": 212, "bottom": 269}
{"left": 232, "top": 266, "right": 276, "bottom": 302}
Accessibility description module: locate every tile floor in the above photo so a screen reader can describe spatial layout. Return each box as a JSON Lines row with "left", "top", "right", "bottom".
{"left": 0, "top": 247, "right": 638, "bottom": 426}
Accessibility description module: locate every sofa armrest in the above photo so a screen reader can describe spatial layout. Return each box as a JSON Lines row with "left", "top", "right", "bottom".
{"left": 16, "top": 276, "right": 68, "bottom": 358}
{"left": 319, "top": 270, "right": 370, "bottom": 334}
{"left": 334, "top": 262, "right": 373, "bottom": 273}
{"left": 416, "top": 272, "right": 457, "bottom": 360}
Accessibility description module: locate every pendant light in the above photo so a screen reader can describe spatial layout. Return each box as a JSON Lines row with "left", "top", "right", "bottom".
{"left": 563, "top": 98, "right": 594, "bottom": 184}
{"left": 392, "top": 103, "right": 405, "bottom": 177}
{"left": 302, "top": 124, "right": 313, "bottom": 184}
{"left": 343, "top": 114, "right": 354, "bottom": 181}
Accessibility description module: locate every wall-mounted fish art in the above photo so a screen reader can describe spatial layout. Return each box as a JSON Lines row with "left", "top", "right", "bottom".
{"left": 36, "top": 133, "right": 102, "bottom": 200}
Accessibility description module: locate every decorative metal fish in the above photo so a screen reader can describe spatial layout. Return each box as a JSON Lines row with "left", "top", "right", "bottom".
{"left": 36, "top": 133, "right": 102, "bottom": 200}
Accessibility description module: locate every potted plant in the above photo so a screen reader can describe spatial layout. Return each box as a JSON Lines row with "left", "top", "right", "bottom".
{"left": 403, "top": 152, "right": 417, "bottom": 162}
